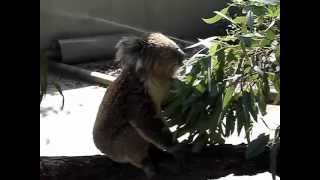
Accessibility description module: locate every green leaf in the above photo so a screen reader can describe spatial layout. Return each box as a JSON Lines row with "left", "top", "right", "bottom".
{"left": 246, "top": 10, "right": 254, "bottom": 31}
{"left": 267, "top": 4, "right": 280, "bottom": 17}
{"left": 192, "top": 79, "right": 202, "bottom": 86}
{"left": 273, "top": 74, "right": 280, "bottom": 93}
{"left": 252, "top": 0, "right": 279, "bottom": 5}
{"left": 256, "top": 88, "right": 267, "bottom": 116}
{"left": 265, "top": 20, "right": 276, "bottom": 31}
{"left": 225, "top": 110, "right": 236, "bottom": 137}
{"left": 262, "top": 74, "right": 270, "bottom": 102}
{"left": 186, "top": 102, "right": 203, "bottom": 125}
{"left": 239, "top": 36, "right": 252, "bottom": 47}
{"left": 226, "top": 49, "right": 236, "bottom": 62}
{"left": 165, "top": 98, "right": 183, "bottom": 116}
{"left": 202, "top": 6, "right": 230, "bottom": 24}
{"left": 209, "top": 43, "right": 219, "bottom": 56}
{"left": 244, "top": 5, "right": 268, "bottom": 16}
{"left": 242, "top": 91, "right": 259, "bottom": 122}
{"left": 207, "top": 95, "right": 223, "bottom": 132}
{"left": 241, "top": 33, "right": 264, "bottom": 38}
{"left": 182, "top": 92, "right": 200, "bottom": 109}
{"left": 249, "top": 92, "right": 259, "bottom": 122}
{"left": 261, "top": 29, "right": 276, "bottom": 46}
{"left": 246, "top": 133, "right": 270, "bottom": 159}
{"left": 191, "top": 63, "right": 201, "bottom": 75}
{"left": 241, "top": 94, "right": 253, "bottom": 143}
{"left": 216, "top": 50, "right": 226, "bottom": 82}
{"left": 223, "top": 85, "right": 236, "bottom": 109}
{"left": 186, "top": 37, "right": 218, "bottom": 49}
{"left": 196, "top": 83, "right": 206, "bottom": 94}
{"left": 236, "top": 107, "right": 244, "bottom": 136}
{"left": 214, "top": 10, "right": 237, "bottom": 24}
{"left": 275, "top": 45, "right": 280, "bottom": 61}
{"left": 233, "top": 16, "right": 247, "bottom": 25}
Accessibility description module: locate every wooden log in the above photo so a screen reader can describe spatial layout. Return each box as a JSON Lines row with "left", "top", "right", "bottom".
{"left": 40, "top": 144, "right": 280, "bottom": 180}
{"left": 48, "top": 60, "right": 116, "bottom": 86}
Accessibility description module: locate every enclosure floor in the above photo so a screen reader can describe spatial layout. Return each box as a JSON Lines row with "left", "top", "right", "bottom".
{"left": 40, "top": 72, "right": 279, "bottom": 180}
{"left": 41, "top": 73, "right": 279, "bottom": 156}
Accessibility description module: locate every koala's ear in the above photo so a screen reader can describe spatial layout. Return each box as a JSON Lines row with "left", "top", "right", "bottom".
{"left": 115, "top": 36, "right": 146, "bottom": 54}
{"left": 115, "top": 36, "right": 147, "bottom": 70}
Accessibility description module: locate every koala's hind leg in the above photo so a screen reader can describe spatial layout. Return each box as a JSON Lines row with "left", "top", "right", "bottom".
{"left": 112, "top": 125, "right": 156, "bottom": 178}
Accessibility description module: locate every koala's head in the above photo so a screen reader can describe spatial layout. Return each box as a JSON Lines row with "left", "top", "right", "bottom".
{"left": 115, "top": 33, "right": 185, "bottom": 79}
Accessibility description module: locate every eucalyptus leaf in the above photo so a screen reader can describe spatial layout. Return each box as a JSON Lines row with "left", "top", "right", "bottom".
{"left": 162, "top": 0, "right": 279, "bottom": 153}
{"left": 214, "top": 10, "right": 237, "bottom": 25}
{"left": 256, "top": 88, "right": 267, "bottom": 116}
{"left": 186, "top": 37, "right": 218, "bottom": 49}
{"left": 246, "top": 10, "right": 254, "bottom": 32}
{"left": 236, "top": 107, "right": 244, "bottom": 136}
{"left": 233, "top": 16, "right": 247, "bottom": 25}
{"left": 202, "top": 6, "right": 230, "bottom": 24}
{"left": 251, "top": 0, "right": 279, "bottom": 5}
{"left": 196, "top": 83, "right": 206, "bottom": 94}
{"left": 225, "top": 110, "right": 236, "bottom": 137}
{"left": 223, "top": 85, "right": 236, "bottom": 109}
{"left": 186, "top": 102, "right": 203, "bottom": 124}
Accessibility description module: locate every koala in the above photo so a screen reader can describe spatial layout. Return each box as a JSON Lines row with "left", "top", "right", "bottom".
{"left": 93, "top": 32, "right": 185, "bottom": 178}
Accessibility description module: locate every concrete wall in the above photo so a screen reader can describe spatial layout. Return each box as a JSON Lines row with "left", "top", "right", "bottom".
{"left": 40, "top": 0, "right": 228, "bottom": 49}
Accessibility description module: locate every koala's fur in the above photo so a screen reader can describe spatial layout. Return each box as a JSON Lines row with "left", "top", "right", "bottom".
{"left": 93, "top": 33, "right": 185, "bottom": 178}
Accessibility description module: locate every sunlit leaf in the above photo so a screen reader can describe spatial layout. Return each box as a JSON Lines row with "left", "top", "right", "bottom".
{"left": 186, "top": 37, "right": 218, "bottom": 49}
{"left": 233, "top": 16, "right": 247, "bottom": 25}
{"left": 202, "top": 6, "right": 230, "bottom": 24}
{"left": 256, "top": 88, "right": 267, "bottom": 116}
{"left": 246, "top": 10, "right": 254, "bottom": 31}
{"left": 251, "top": 0, "right": 279, "bottom": 5}
{"left": 223, "top": 85, "right": 236, "bottom": 109}
{"left": 214, "top": 10, "right": 237, "bottom": 24}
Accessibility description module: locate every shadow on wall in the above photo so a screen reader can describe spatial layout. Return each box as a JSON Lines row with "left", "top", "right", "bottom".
{"left": 40, "top": 0, "right": 228, "bottom": 49}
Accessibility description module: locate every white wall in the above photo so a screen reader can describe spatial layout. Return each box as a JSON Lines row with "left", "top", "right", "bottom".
{"left": 40, "top": 0, "right": 228, "bottom": 48}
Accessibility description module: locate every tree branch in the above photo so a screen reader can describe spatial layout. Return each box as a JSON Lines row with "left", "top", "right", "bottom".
{"left": 40, "top": 143, "right": 280, "bottom": 180}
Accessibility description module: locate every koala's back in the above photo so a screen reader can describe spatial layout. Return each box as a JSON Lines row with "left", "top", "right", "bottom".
{"left": 93, "top": 69, "right": 155, "bottom": 154}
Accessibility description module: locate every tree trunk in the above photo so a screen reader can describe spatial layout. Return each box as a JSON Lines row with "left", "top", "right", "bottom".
{"left": 40, "top": 143, "right": 279, "bottom": 180}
